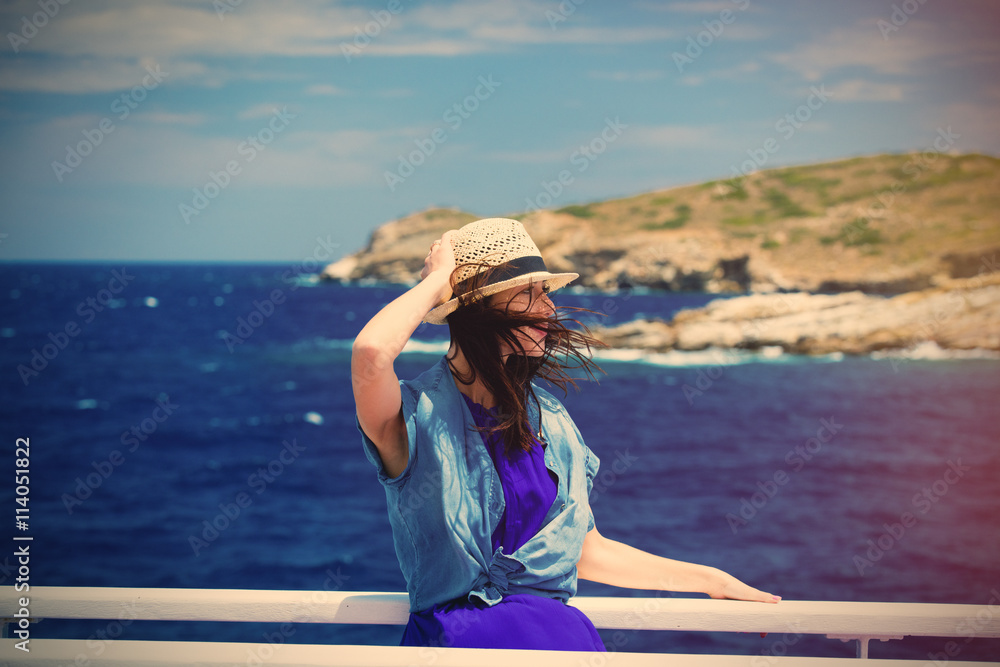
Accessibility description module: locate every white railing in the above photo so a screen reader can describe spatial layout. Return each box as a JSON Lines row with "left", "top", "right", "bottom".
{"left": 1, "top": 587, "right": 998, "bottom": 666}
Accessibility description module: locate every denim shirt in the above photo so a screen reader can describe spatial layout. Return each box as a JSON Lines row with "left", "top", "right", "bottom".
{"left": 357, "top": 355, "right": 600, "bottom": 613}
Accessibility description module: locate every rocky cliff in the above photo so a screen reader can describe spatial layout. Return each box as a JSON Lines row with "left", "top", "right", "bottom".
{"left": 588, "top": 272, "right": 1000, "bottom": 355}
{"left": 323, "top": 153, "right": 1000, "bottom": 354}
{"left": 324, "top": 153, "right": 1000, "bottom": 295}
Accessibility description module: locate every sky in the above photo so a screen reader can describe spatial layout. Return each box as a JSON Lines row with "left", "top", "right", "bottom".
{"left": 0, "top": 0, "right": 998, "bottom": 262}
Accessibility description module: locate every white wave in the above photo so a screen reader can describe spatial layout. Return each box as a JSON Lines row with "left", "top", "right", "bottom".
{"left": 310, "top": 338, "right": 848, "bottom": 366}
{"left": 315, "top": 338, "right": 355, "bottom": 350}
{"left": 312, "top": 338, "right": 449, "bottom": 354}
{"left": 593, "top": 347, "right": 760, "bottom": 367}
{"left": 402, "top": 339, "right": 450, "bottom": 354}
{"left": 291, "top": 274, "right": 321, "bottom": 288}
{"left": 870, "top": 341, "right": 1000, "bottom": 361}
{"left": 591, "top": 346, "right": 850, "bottom": 367}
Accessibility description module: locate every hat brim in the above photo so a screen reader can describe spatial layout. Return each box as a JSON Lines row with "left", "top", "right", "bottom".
{"left": 422, "top": 271, "right": 579, "bottom": 325}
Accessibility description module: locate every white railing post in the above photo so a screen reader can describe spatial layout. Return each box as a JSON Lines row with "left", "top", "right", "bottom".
{"left": 827, "top": 633, "right": 905, "bottom": 658}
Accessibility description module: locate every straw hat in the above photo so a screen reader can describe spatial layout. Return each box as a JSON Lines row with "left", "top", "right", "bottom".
{"left": 423, "top": 218, "right": 578, "bottom": 325}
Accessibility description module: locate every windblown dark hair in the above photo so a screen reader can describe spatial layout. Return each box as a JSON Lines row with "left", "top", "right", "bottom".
{"left": 444, "top": 260, "right": 608, "bottom": 457}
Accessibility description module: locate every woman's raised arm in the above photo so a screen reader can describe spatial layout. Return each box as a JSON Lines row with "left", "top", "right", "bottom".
{"left": 351, "top": 231, "right": 456, "bottom": 478}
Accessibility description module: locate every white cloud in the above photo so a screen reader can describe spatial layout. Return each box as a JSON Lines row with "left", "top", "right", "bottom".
{"left": 638, "top": 1, "right": 749, "bottom": 13}
{"left": 666, "top": 2, "right": 743, "bottom": 12}
{"left": 828, "top": 79, "right": 907, "bottom": 103}
{"left": 619, "top": 124, "right": 721, "bottom": 149}
{"left": 679, "top": 60, "right": 760, "bottom": 86}
{"left": 919, "top": 103, "right": 1000, "bottom": 153}
{"left": 238, "top": 103, "right": 295, "bottom": 121}
{"left": 488, "top": 148, "right": 577, "bottom": 163}
{"left": 463, "top": 23, "right": 678, "bottom": 45}
{"left": 716, "top": 24, "right": 770, "bottom": 40}
{"left": 17, "top": 121, "right": 400, "bottom": 189}
{"left": 489, "top": 124, "right": 728, "bottom": 171}
{"left": 14, "top": 2, "right": 360, "bottom": 59}
{"left": 305, "top": 84, "right": 346, "bottom": 96}
{"left": 134, "top": 112, "right": 207, "bottom": 126}
{"left": 0, "top": 0, "right": 686, "bottom": 93}
{"left": 588, "top": 70, "right": 664, "bottom": 82}
{"left": 769, "top": 18, "right": 1000, "bottom": 80}
{"left": 0, "top": 58, "right": 204, "bottom": 94}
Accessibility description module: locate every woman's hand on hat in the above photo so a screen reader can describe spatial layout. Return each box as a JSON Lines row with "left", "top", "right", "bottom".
{"left": 420, "top": 230, "right": 457, "bottom": 280}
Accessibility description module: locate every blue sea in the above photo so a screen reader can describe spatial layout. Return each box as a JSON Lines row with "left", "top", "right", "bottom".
{"left": 1, "top": 263, "right": 998, "bottom": 661}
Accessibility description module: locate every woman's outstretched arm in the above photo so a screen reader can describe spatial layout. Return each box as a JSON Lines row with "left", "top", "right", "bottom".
{"left": 576, "top": 526, "right": 779, "bottom": 603}
{"left": 351, "top": 232, "right": 456, "bottom": 478}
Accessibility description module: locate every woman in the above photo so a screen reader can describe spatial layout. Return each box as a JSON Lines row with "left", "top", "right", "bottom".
{"left": 351, "top": 218, "right": 778, "bottom": 651}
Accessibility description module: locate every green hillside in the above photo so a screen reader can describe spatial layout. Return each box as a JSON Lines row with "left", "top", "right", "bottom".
{"left": 328, "top": 153, "right": 1000, "bottom": 293}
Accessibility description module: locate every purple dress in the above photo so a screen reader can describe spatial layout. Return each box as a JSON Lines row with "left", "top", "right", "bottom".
{"left": 399, "top": 394, "right": 605, "bottom": 651}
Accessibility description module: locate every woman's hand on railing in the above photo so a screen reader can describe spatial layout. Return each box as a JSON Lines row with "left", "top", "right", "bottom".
{"left": 706, "top": 568, "right": 781, "bottom": 604}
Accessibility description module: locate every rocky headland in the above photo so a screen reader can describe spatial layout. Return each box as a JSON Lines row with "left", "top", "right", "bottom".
{"left": 323, "top": 153, "right": 1000, "bottom": 355}
{"left": 588, "top": 273, "right": 1000, "bottom": 356}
